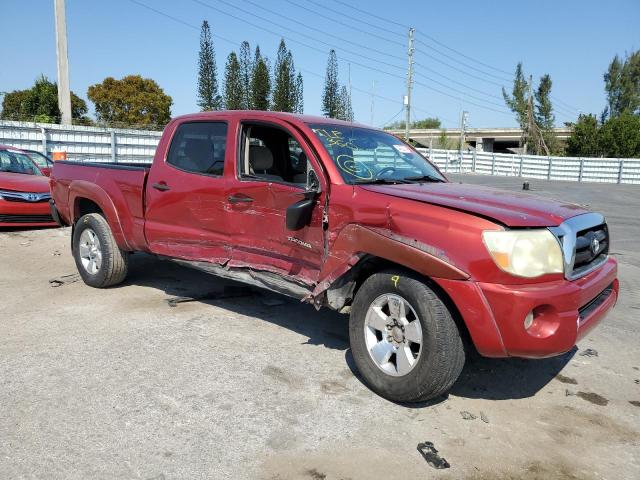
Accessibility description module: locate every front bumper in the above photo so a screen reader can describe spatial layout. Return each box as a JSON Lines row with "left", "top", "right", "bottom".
{"left": 0, "top": 199, "right": 57, "bottom": 227}
{"left": 436, "top": 257, "right": 618, "bottom": 358}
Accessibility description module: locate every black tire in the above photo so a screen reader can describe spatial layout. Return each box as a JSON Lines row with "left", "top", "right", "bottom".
{"left": 73, "top": 213, "right": 129, "bottom": 288}
{"left": 349, "top": 269, "right": 465, "bottom": 403}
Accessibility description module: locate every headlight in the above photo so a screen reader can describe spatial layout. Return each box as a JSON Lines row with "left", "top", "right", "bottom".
{"left": 482, "top": 229, "right": 563, "bottom": 278}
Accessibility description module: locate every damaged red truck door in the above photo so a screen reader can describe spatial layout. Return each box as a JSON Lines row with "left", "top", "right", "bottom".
{"left": 49, "top": 111, "right": 619, "bottom": 403}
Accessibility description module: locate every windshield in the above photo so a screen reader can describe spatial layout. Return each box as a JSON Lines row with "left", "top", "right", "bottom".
{"left": 308, "top": 124, "right": 445, "bottom": 185}
{"left": 25, "top": 151, "right": 52, "bottom": 168}
{"left": 0, "top": 150, "right": 43, "bottom": 176}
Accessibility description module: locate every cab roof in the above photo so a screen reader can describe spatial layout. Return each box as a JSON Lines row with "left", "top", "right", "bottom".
{"left": 171, "top": 110, "right": 373, "bottom": 129}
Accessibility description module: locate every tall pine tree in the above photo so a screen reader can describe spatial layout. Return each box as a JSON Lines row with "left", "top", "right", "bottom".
{"left": 224, "top": 52, "right": 243, "bottom": 110}
{"left": 338, "top": 85, "right": 353, "bottom": 121}
{"left": 197, "top": 20, "right": 221, "bottom": 111}
{"left": 322, "top": 50, "right": 340, "bottom": 118}
{"left": 535, "top": 74, "right": 558, "bottom": 153}
{"left": 251, "top": 46, "right": 271, "bottom": 110}
{"left": 272, "top": 39, "right": 299, "bottom": 112}
{"left": 239, "top": 41, "right": 252, "bottom": 110}
{"left": 502, "top": 62, "right": 528, "bottom": 128}
{"left": 294, "top": 72, "right": 304, "bottom": 114}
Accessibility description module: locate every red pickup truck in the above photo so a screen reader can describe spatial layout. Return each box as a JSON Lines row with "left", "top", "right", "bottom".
{"left": 50, "top": 111, "right": 618, "bottom": 402}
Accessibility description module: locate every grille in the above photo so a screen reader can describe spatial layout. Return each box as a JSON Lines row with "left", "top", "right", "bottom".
{"left": 578, "top": 283, "right": 614, "bottom": 321}
{"left": 0, "top": 190, "right": 50, "bottom": 203}
{"left": 573, "top": 224, "right": 609, "bottom": 277}
{"left": 2, "top": 196, "right": 50, "bottom": 203}
{"left": 0, "top": 214, "right": 54, "bottom": 223}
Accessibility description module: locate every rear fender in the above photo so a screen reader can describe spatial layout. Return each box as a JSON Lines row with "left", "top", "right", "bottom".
{"left": 68, "top": 180, "right": 130, "bottom": 251}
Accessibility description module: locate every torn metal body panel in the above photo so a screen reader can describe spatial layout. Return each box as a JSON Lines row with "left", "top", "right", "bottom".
{"left": 170, "top": 258, "right": 313, "bottom": 301}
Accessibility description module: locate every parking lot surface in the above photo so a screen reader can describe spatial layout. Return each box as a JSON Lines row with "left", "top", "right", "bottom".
{"left": 1, "top": 174, "right": 638, "bottom": 479}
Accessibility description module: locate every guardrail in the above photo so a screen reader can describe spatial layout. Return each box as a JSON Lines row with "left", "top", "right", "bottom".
{"left": 1, "top": 120, "right": 638, "bottom": 184}
{"left": 418, "top": 148, "right": 640, "bottom": 184}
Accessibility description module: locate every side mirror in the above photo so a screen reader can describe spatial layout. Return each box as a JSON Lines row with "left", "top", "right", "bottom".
{"left": 286, "top": 196, "right": 315, "bottom": 231}
{"left": 286, "top": 170, "right": 320, "bottom": 231}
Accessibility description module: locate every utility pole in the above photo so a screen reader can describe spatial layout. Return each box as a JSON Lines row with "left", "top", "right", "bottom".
{"left": 404, "top": 27, "right": 415, "bottom": 141}
{"left": 370, "top": 80, "right": 375, "bottom": 126}
{"left": 458, "top": 110, "right": 468, "bottom": 154}
{"left": 54, "top": 0, "right": 72, "bottom": 125}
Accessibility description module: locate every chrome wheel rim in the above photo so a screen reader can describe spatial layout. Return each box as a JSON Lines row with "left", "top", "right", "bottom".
{"left": 78, "top": 228, "right": 102, "bottom": 275}
{"left": 364, "top": 293, "right": 423, "bottom": 377}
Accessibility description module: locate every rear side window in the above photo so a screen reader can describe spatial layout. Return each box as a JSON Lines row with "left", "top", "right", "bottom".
{"left": 167, "top": 122, "right": 227, "bottom": 175}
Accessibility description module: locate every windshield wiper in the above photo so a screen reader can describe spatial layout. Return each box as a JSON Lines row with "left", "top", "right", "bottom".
{"left": 351, "top": 178, "right": 412, "bottom": 185}
{"left": 401, "top": 174, "right": 445, "bottom": 183}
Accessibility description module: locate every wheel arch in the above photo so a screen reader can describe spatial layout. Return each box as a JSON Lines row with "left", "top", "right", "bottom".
{"left": 320, "top": 255, "right": 475, "bottom": 351}
{"left": 68, "top": 180, "right": 130, "bottom": 251}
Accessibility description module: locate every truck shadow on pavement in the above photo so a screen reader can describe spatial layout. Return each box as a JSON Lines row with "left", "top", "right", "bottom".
{"left": 124, "top": 253, "right": 576, "bottom": 405}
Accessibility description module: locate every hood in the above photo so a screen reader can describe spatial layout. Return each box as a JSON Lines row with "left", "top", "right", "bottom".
{"left": 362, "top": 182, "right": 589, "bottom": 227}
{"left": 0, "top": 172, "right": 51, "bottom": 193}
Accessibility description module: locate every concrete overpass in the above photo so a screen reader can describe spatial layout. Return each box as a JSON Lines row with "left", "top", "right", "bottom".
{"left": 388, "top": 127, "right": 572, "bottom": 153}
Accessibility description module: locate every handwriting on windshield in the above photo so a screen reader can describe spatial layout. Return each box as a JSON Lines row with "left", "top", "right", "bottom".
{"left": 336, "top": 154, "right": 373, "bottom": 180}
{"left": 313, "top": 128, "right": 357, "bottom": 149}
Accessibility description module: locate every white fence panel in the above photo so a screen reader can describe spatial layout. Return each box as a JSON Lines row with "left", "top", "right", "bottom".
{"left": 1, "top": 120, "right": 639, "bottom": 184}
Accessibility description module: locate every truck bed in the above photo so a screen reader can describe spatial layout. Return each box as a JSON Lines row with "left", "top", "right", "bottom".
{"left": 50, "top": 160, "right": 150, "bottom": 251}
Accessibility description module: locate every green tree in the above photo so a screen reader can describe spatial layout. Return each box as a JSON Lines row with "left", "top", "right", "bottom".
{"left": 239, "top": 41, "right": 252, "bottom": 109}
{"left": 411, "top": 118, "right": 441, "bottom": 129}
{"left": 566, "top": 114, "right": 601, "bottom": 157}
{"left": 224, "top": 52, "right": 243, "bottom": 110}
{"left": 87, "top": 75, "right": 172, "bottom": 126}
{"left": 535, "top": 74, "right": 559, "bottom": 153}
{"left": 502, "top": 63, "right": 529, "bottom": 128}
{"left": 0, "top": 75, "right": 89, "bottom": 124}
{"left": 322, "top": 50, "right": 340, "bottom": 118}
{"left": 197, "top": 20, "right": 221, "bottom": 111}
{"left": 599, "top": 112, "right": 640, "bottom": 157}
{"left": 384, "top": 118, "right": 441, "bottom": 130}
{"left": 250, "top": 47, "right": 271, "bottom": 110}
{"left": 294, "top": 72, "right": 304, "bottom": 114}
{"left": 272, "top": 39, "right": 298, "bottom": 112}
{"left": 337, "top": 85, "right": 353, "bottom": 121}
{"left": 604, "top": 50, "right": 640, "bottom": 118}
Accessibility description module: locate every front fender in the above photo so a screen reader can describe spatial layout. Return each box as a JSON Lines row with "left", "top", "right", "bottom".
{"left": 314, "top": 224, "right": 469, "bottom": 297}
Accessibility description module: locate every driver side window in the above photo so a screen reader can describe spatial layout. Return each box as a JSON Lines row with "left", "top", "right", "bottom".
{"left": 239, "top": 124, "right": 313, "bottom": 187}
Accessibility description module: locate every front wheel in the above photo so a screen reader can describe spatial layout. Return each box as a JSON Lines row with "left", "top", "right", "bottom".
{"left": 73, "top": 213, "right": 129, "bottom": 288}
{"left": 349, "top": 270, "right": 465, "bottom": 402}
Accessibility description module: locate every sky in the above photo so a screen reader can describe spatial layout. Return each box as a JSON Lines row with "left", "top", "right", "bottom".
{"left": 1, "top": 0, "right": 638, "bottom": 129}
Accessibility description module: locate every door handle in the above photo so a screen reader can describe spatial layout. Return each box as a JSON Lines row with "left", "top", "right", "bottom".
{"left": 152, "top": 182, "right": 170, "bottom": 191}
{"left": 228, "top": 194, "right": 254, "bottom": 204}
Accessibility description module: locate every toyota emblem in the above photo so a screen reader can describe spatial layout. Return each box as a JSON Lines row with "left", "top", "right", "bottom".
{"left": 27, "top": 193, "right": 38, "bottom": 201}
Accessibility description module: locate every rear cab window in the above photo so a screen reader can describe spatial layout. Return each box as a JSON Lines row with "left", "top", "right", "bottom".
{"left": 167, "top": 122, "right": 227, "bottom": 176}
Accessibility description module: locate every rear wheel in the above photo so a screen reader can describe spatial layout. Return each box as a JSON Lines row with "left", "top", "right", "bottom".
{"left": 349, "top": 270, "right": 465, "bottom": 402}
{"left": 73, "top": 213, "right": 129, "bottom": 288}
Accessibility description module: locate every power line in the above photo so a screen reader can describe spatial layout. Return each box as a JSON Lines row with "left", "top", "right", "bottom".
{"left": 416, "top": 33, "right": 514, "bottom": 78}
{"left": 318, "top": 0, "right": 582, "bottom": 118}
{"left": 243, "top": 0, "right": 405, "bottom": 64}
{"left": 129, "top": 0, "right": 507, "bottom": 123}
{"left": 283, "top": 0, "right": 405, "bottom": 48}
{"left": 193, "top": 0, "right": 511, "bottom": 114}
{"left": 329, "top": 0, "right": 408, "bottom": 30}
{"left": 193, "top": 0, "right": 406, "bottom": 72}
{"left": 415, "top": 38, "right": 511, "bottom": 83}
{"left": 304, "top": 0, "right": 406, "bottom": 40}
